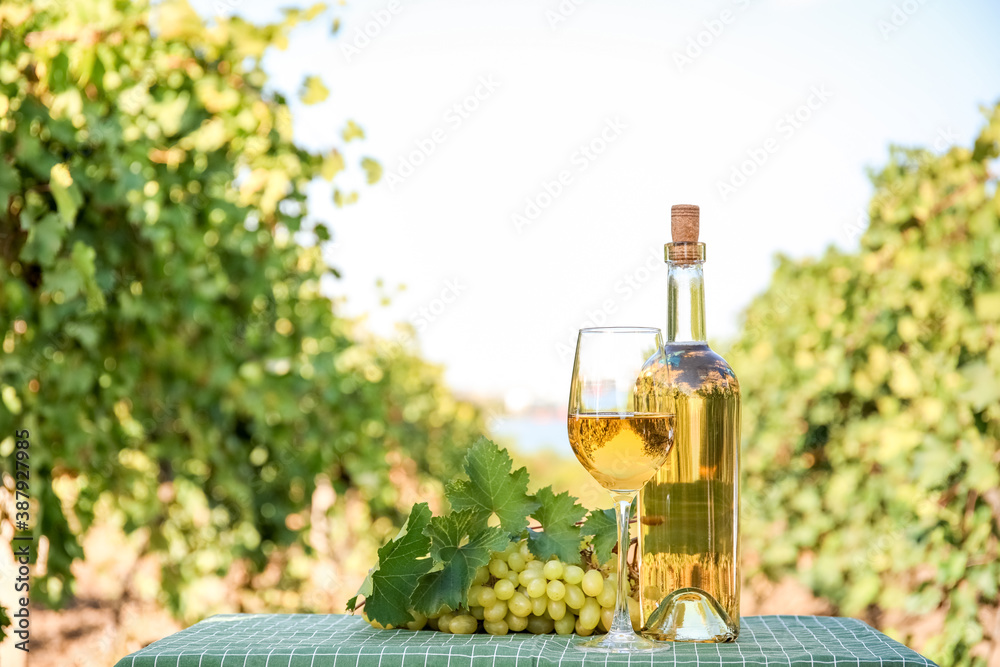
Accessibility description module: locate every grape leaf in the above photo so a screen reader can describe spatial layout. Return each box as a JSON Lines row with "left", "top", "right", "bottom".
{"left": 42, "top": 241, "right": 105, "bottom": 313}
{"left": 361, "top": 157, "right": 382, "bottom": 184}
{"left": 411, "top": 509, "right": 508, "bottom": 615}
{"left": 342, "top": 119, "right": 365, "bottom": 142}
{"left": 582, "top": 508, "right": 617, "bottom": 564}
{"left": 20, "top": 212, "right": 66, "bottom": 265}
{"left": 446, "top": 437, "right": 540, "bottom": 534}
{"left": 346, "top": 558, "right": 373, "bottom": 612}
{"left": 300, "top": 75, "right": 329, "bottom": 105}
{"left": 345, "top": 581, "right": 368, "bottom": 613}
{"left": 321, "top": 150, "right": 345, "bottom": 181}
{"left": 358, "top": 502, "right": 434, "bottom": 627}
{"left": 526, "top": 486, "right": 587, "bottom": 563}
{"left": 0, "top": 160, "right": 20, "bottom": 213}
{"left": 49, "top": 163, "right": 82, "bottom": 225}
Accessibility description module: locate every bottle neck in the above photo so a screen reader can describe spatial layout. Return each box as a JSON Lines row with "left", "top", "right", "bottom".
{"left": 667, "top": 262, "right": 707, "bottom": 343}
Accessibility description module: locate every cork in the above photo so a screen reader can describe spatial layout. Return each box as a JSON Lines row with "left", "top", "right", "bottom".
{"left": 671, "top": 204, "right": 699, "bottom": 242}
{"left": 668, "top": 204, "right": 705, "bottom": 264}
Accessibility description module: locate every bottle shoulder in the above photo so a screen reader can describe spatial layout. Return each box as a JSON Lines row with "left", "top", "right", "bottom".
{"left": 659, "top": 343, "right": 740, "bottom": 395}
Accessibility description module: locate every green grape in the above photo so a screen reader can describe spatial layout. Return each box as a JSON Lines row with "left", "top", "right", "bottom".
{"left": 575, "top": 616, "right": 595, "bottom": 637}
{"left": 449, "top": 614, "right": 478, "bottom": 635}
{"left": 517, "top": 569, "right": 536, "bottom": 587}
{"left": 468, "top": 585, "right": 484, "bottom": 605}
{"left": 427, "top": 616, "right": 439, "bottom": 631}
{"left": 628, "top": 596, "right": 641, "bottom": 631}
{"left": 581, "top": 569, "right": 604, "bottom": 597}
{"left": 473, "top": 566, "right": 490, "bottom": 586}
{"left": 471, "top": 606, "right": 485, "bottom": 621}
{"left": 478, "top": 586, "right": 497, "bottom": 607}
{"left": 508, "top": 591, "right": 531, "bottom": 617}
{"left": 503, "top": 542, "right": 518, "bottom": 557}
{"left": 527, "top": 616, "right": 555, "bottom": 635}
{"left": 505, "top": 571, "right": 519, "bottom": 585}
{"left": 506, "top": 611, "right": 529, "bottom": 632}
{"left": 530, "top": 595, "right": 548, "bottom": 616}
{"left": 597, "top": 579, "right": 616, "bottom": 608}
{"left": 607, "top": 573, "right": 626, "bottom": 593}
{"left": 507, "top": 552, "right": 526, "bottom": 572}
{"left": 599, "top": 607, "right": 613, "bottom": 632}
{"left": 542, "top": 560, "right": 564, "bottom": 580}
{"left": 494, "top": 579, "right": 516, "bottom": 601}
{"left": 489, "top": 558, "right": 509, "bottom": 578}
{"left": 547, "top": 598, "right": 566, "bottom": 621}
{"left": 525, "top": 560, "right": 544, "bottom": 575}
{"left": 438, "top": 611, "right": 455, "bottom": 633}
{"left": 563, "top": 565, "right": 584, "bottom": 585}
{"left": 564, "top": 583, "right": 585, "bottom": 610}
{"left": 484, "top": 601, "right": 508, "bottom": 623}
{"left": 518, "top": 540, "right": 533, "bottom": 561}
{"left": 405, "top": 611, "right": 427, "bottom": 631}
{"left": 578, "top": 598, "right": 601, "bottom": 630}
{"left": 526, "top": 578, "right": 546, "bottom": 598}
{"left": 484, "top": 620, "right": 509, "bottom": 636}
{"left": 366, "top": 615, "right": 391, "bottom": 630}
{"left": 554, "top": 613, "right": 576, "bottom": 635}
{"left": 545, "top": 579, "right": 565, "bottom": 601}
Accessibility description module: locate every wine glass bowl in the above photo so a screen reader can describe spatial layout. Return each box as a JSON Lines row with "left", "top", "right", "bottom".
{"left": 566, "top": 413, "right": 674, "bottom": 494}
{"left": 566, "top": 327, "right": 674, "bottom": 652}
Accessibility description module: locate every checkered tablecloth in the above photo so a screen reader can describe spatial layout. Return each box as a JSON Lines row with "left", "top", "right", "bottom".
{"left": 115, "top": 614, "right": 938, "bottom": 667}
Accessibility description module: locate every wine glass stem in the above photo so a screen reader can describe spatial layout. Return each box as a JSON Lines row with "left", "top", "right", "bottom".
{"left": 611, "top": 494, "right": 636, "bottom": 636}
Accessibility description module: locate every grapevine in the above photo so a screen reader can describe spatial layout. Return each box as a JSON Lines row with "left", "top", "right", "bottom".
{"left": 727, "top": 104, "right": 1000, "bottom": 664}
{"left": 349, "top": 437, "right": 643, "bottom": 636}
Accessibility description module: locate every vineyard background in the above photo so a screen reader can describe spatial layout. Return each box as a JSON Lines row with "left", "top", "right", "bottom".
{"left": 0, "top": 1, "right": 998, "bottom": 666}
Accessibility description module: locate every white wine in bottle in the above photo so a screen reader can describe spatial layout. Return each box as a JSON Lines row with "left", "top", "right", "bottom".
{"left": 637, "top": 205, "right": 741, "bottom": 642}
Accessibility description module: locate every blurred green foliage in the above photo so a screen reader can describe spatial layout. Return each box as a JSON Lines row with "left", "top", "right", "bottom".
{"left": 0, "top": 0, "right": 481, "bottom": 627}
{"left": 730, "top": 103, "right": 1000, "bottom": 665}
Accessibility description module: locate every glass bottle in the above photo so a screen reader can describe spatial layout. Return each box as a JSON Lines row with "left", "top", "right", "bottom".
{"left": 637, "top": 205, "right": 741, "bottom": 642}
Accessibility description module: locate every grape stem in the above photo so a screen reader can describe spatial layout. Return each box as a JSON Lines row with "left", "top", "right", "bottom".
{"left": 578, "top": 537, "right": 640, "bottom": 594}
{"left": 533, "top": 515, "right": 642, "bottom": 588}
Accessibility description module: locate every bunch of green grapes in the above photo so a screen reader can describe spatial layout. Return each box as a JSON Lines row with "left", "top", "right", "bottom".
{"left": 366, "top": 539, "right": 641, "bottom": 636}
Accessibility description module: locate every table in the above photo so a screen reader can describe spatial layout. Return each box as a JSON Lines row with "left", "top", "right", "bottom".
{"left": 115, "top": 614, "right": 938, "bottom": 666}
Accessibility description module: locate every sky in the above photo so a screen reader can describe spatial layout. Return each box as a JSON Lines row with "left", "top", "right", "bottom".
{"left": 195, "top": 0, "right": 1000, "bottom": 408}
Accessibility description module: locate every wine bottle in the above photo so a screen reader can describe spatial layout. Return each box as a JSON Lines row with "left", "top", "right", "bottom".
{"left": 637, "top": 204, "right": 741, "bottom": 642}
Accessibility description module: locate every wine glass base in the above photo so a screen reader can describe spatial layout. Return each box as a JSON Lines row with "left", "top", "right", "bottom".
{"left": 574, "top": 630, "right": 672, "bottom": 652}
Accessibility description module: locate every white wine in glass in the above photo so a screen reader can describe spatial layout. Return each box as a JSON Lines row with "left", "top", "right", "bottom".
{"left": 567, "top": 327, "right": 674, "bottom": 652}
{"left": 567, "top": 413, "right": 674, "bottom": 493}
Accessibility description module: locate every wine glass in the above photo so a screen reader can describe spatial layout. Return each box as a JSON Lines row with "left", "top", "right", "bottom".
{"left": 567, "top": 327, "right": 675, "bottom": 652}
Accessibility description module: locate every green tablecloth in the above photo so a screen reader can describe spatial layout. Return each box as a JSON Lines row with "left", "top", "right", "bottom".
{"left": 115, "top": 614, "right": 938, "bottom": 667}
